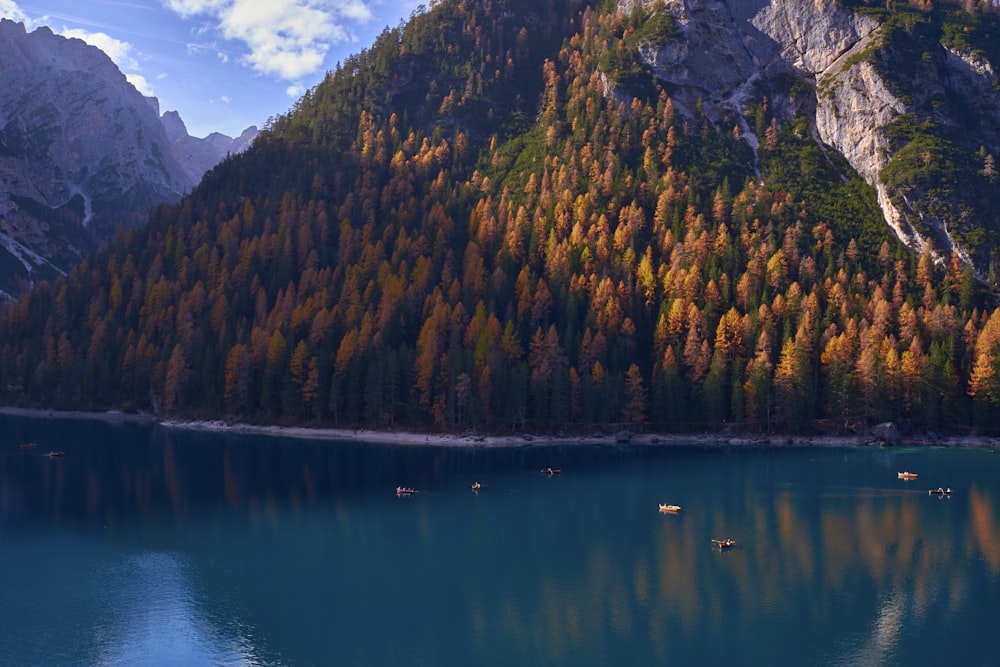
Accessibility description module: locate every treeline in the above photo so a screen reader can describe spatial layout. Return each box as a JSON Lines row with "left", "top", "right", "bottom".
{"left": 2, "top": 0, "right": 1000, "bottom": 435}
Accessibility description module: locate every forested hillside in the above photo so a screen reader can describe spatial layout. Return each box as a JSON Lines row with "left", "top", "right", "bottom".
{"left": 2, "top": 0, "right": 1000, "bottom": 435}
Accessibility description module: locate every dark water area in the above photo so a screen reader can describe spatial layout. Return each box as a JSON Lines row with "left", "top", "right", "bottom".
{"left": 1, "top": 414, "right": 999, "bottom": 666}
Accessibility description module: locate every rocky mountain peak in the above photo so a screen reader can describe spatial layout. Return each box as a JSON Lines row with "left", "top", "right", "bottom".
{"left": 0, "top": 19, "right": 256, "bottom": 299}
{"left": 161, "top": 110, "right": 259, "bottom": 184}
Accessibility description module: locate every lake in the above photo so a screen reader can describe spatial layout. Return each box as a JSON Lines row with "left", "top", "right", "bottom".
{"left": 1, "top": 413, "right": 998, "bottom": 666}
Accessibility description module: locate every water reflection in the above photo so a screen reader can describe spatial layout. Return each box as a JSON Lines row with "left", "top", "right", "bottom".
{"left": 0, "top": 531, "right": 262, "bottom": 667}
{"left": 87, "top": 551, "right": 257, "bottom": 667}
{"left": 0, "top": 415, "right": 648, "bottom": 527}
{"left": 2, "top": 414, "right": 999, "bottom": 665}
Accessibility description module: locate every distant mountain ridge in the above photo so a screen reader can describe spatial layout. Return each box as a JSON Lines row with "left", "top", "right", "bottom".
{"left": 0, "top": 19, "right": 257, "bottom": 298}
{"left": 159, "top": 107, "right": 259, "bottom": 188}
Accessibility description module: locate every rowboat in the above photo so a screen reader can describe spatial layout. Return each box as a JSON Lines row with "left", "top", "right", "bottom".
{"left": 540, "top": 467, "right": 561, "bottom": 475}
{"left": 658, "top": 504, "right": 681, "bottom": 513}
{"left": 45, "top": 451, "right": 65, "bottom": 459}
{"left": 897, "top": 471, "right": 919, "bottom": 480}
{"left": 471, "top": 482, "right": 481, "bottom": 491}
{"left": 712, "top": 538, "right": 736, "bottom": 550}
{"left": 395, "top": 486, "right": 418, "bottom": 495}
{"left": 928, "top": 487, "right": 952, "bottom": 495}
{"left": 19, "top": 442, "right": 36, "bottom": 449}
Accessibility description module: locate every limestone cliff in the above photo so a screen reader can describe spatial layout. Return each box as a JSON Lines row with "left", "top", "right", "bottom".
{"left": 0, "top": 20, "right": 256, "bottom": 299}
{"left": 0, "top": 19, "right": 184, "bottom": 296}
{"left": 160, "top": 109, "right": 259, "bottom": 185}
{"left": 619, "top": 0, "right": 1000, "bottom": 276}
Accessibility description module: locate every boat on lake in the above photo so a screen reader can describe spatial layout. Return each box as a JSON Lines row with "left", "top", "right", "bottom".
{"left": 659, "top": 504, "right": 681, "bottom": 513}
{"left": 897, "top": 471, "right": 919, "bottom": 480}
{"left": 928, "top": 487, "right": 952, "bottom": 495}
{"left": 395, "top": 486, "right": 418, "bottom": 495}
{"left": 712, "top": 538, "right": 736, "bottom": 550}
{"left": 45, "top": 451, "right": 65, "bottom": 458}
{"left": 540, "top": 467, "right": 561, "bottom": 475}
{"left": 19, "top": 441, "right": 36, "bottom": 449}
{"left": 471, "top": 482, "right": 481, "bottom": 491}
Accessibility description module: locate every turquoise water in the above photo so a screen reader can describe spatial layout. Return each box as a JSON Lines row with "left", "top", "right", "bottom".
{"left": 1, "top": 415, "right": 998, "bottom": 666}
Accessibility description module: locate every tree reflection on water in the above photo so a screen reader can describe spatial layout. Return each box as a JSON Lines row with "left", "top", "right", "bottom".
{"left": 2, "top": 415, "right": 998, "bottom": 665}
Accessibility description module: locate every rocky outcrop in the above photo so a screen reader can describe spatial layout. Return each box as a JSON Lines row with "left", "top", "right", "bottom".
{"left": 813, "top": 42, "right": 922, "bottom": 249}
{"left": 816, "top": 20, "right": 1000, "bottom": 271}
{"left": 749, "top": 0, "right": 879, "bottom": 73}
{"left": 619, "top": 0, "right": 1000, "bottom": 276}
{"left": 626, "top": 0, "right": 878, "bottom": 133}
{"left": 870, "top": 422, "right": 901, "bottom": 446}
{"left": 160, "top": 108, "right": 258, "bottom": 185}
{"left": 0, "top": 19, "right": 256, "bottom": 299}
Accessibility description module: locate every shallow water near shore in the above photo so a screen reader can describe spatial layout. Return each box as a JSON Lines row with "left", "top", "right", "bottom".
{"left": 1, "top": 413, "right": 999, "bottom": 666}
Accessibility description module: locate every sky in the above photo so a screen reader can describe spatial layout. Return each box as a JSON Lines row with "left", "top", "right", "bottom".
{"left": 0, "top": 0, "right": 424, "bottom": 138}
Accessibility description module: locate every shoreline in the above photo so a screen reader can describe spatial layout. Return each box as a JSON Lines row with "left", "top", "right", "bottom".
{"left": 2, "top": 406, "right": 999, "bottom": 449}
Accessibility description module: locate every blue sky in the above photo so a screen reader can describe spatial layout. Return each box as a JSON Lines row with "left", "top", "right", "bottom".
{"left": 1, "top": 0, "right": 423, "bottom": 138}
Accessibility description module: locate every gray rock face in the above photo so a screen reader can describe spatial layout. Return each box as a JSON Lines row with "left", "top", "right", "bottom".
{"left": 621, "top": 0, "right": 1000, "bottom": 274}
{"left": 160, "top": 109, "right": 258, "bottom": 185}
{"left": 816, "top": 18, "right": 1000, "bottom": 271}
{"left": 870, "top": 422, "right": 901, "bottom": 446}
{"left": 0, "top": 19, "right": 256, "bottom": 299}
{"left": 627, "top": 0, "right": 877, "bottom": 120}
{"left": 0, "top": 20, "right": 187, "bottom": 286}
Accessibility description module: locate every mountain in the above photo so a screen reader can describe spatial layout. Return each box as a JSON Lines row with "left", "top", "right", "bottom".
{"left": 159, "top": 107, "right": 259, "bottom": 188}
{"left": 0, "top": 19, "right": 256, "bottom": 299}
{"left": 2, "top": 0, "right": 1000, "bottom": 436}
{"left": 620, "top": 0, "right": 1000, "bottom": 279}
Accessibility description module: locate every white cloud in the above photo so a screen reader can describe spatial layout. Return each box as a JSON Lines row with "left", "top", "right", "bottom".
{"left": 125, "top": 72, "right": 154, "bottom": 96}
{"left": 286, "top": 83, "right": 305, "bottom": 98}
{"left": 61, "top": 28, "right": 155, "bottom": 96}
{"left": 164, "top": 0, "right": 228, "bottom": 17}
{"left": 337, "top": 1, "right": 372, "bottom": 22}
{"left": 0, "top": 0, "right": 28, "bottom": 23}
{"left": 162, "top": 0, "right": 374, "bottom": 80}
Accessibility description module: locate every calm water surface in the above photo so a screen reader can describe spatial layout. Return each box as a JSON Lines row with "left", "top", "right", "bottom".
{"left": 1, "top": 414, "right": 998, "bottom": 666}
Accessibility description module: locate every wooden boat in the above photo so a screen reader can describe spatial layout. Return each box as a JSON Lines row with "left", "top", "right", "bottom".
{"left": 45, "top": 451, "right": 65, "bottom": 459}
{"left": 395, "top": 486, "right": 418, "bottom": 496}
{"left": 471, "top": 482, "right": 481, "bottom": 491}
{"left": 540, "top": 467, "right": 561, "bottom": 475}
{"left": 928, "top": 487, "right": 952, "bottom": 495}
{"left": 897, "top": 471, "right": 919, "bottom": 480}
{"left": 711, "top": 538, "right": 736, "bottom": 550}
{"left": 658, "top": 504, "right": 681, "bottom": 513}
